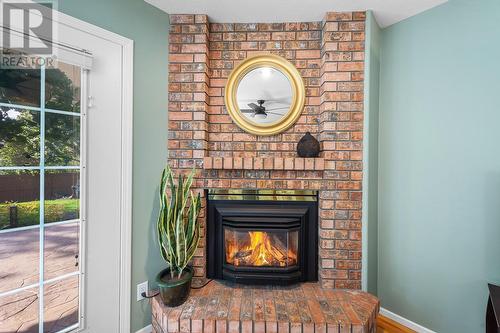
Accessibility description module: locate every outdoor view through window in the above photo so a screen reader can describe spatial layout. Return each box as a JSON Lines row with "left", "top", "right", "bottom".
{"left": 0, "top": 52, "right": 83, "bottom": 333}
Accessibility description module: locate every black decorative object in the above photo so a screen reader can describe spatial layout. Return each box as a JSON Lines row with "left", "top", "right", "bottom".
{"left": 297, "top": 132, "right": 320, "bottom": 157}
{"left": 487, "top": 283, "right": 500, "bottom": 333}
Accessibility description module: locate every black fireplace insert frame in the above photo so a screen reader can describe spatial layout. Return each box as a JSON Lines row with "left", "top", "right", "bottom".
{"left": 206, "top": 189, "right": 318, "bottom": 285}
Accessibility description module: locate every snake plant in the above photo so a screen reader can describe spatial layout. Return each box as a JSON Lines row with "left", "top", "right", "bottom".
{"left": 157, "top": 166, "right": 201, "bottom": 279}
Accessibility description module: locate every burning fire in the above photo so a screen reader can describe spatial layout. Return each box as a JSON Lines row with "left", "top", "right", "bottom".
{"left": 225, "top": 231, "right": 297, "bottom": 267}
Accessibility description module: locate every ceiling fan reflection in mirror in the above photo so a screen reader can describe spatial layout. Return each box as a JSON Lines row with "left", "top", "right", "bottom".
{"left": 240, "top": 99, "right": 290, "bottom": 120}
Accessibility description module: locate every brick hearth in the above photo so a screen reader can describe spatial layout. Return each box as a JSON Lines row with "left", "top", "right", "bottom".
{"left": 168, "top": 12, "right": 366, "bottom": 289}
{"left": 152, "top": 281, "right": 379, "bottom": 333}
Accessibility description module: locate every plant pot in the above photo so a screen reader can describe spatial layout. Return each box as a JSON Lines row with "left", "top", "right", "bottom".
{"left": 156, "top": 266, "right": 193, "bottom": 307}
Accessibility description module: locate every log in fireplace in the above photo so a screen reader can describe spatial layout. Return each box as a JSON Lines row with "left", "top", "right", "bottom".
{"left": 206, "top": 190, "right": 318, "bottom": 285}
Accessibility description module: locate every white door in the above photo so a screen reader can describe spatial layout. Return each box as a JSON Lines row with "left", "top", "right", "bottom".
{"left": 0, "top": 7, "right": 132, "bottom": 333}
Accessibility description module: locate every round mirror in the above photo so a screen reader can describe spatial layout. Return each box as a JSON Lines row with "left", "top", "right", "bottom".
{"left": 225, "top": 55, "right": 305, "bottom": 136}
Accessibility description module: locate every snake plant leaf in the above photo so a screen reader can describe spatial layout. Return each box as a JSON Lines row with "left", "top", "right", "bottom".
{"left": 188, "top": 191, "right": 201, "bottom": 240}
{"left": 157, "top": 169, "right": 167, "bottom": 260}
{"left": 185, "top": 191, "right": 201, "bottom": 264}
{"left": 159, "top": 169, "right": 172, "bottom": 263}
{"left": 183, "top": 171, "right": 194, "bottom": 203}
{"left": 157, "top": 211, "right": 167, "bottom": 261}
{"left": 157, "top": 166, "right": 202, "bottom": 277}
{"left": 164, "top": 167, "right": 177, "bottom": 268}
{"left": 186, "top": 193, "right": 195, "bottom": 244}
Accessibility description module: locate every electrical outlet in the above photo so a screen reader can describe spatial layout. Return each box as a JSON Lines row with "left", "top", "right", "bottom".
{"left": 137, "top": 281, "right": 149, "bottom": 301}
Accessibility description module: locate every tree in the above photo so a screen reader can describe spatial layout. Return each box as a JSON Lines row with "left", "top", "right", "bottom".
{"left": 0, "top": 66, "right": 80, "bottom": 167}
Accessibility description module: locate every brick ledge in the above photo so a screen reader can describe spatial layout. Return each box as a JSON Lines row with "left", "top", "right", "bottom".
{"left": 203, "top": 157, "right": 325, "bottom": 171}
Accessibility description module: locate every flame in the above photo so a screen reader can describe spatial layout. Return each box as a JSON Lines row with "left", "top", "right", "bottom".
{"left": 225, "top": 231, "right": 297, "bottom": 267}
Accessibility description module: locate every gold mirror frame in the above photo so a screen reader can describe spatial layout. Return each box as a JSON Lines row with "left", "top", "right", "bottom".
{"left": 224, "top": 54, "right": 306, "bottom": 136}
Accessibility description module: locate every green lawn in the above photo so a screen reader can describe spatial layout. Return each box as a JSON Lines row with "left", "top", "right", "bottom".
{"left": 0, "top": 199, "right": 79, "bottom": 230}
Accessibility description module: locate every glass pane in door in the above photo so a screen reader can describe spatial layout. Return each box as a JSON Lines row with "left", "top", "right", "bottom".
{"left": 0, "top": 170, "right": 40, "bottom": 230}
{"left": 45, "top": 60, "right": 81, "bottom": 113}
{"left": 43, "top": 276, "right": 79, "bottom": 333}
{"left": 0, "top": 66, "right": 41, "bottom": 107}
{"left": 0, "top": 288, "right": 39, "bottom": 333}
{"left": 44, "top": 222, "right": 79, "bottom": 280}
{"left": 44, "top": 170, "right": 80, "bottom": 222}
{"left": 44, "top": 113, "right": 80, "bottom": 166}
{"left": 0, "top": 228, "right": 39, "bottom": 294}
{"left": 0, "top": 108, "right": 41, "bottom": 167}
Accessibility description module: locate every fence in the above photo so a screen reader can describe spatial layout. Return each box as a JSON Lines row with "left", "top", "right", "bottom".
{"left": 0, "top": 172, "right": 79, "bottom": 202}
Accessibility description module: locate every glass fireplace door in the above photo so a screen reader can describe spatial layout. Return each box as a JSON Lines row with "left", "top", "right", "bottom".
{"left": 224, "top": 228, "right": 299, "bottom": 268}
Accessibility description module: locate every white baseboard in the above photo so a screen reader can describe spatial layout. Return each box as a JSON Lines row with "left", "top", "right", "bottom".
{"left": 135, "top": 324, "right": 152, "bottom": 333}
{"left": 380, "top": 308, "right": 436, "bottom": 333}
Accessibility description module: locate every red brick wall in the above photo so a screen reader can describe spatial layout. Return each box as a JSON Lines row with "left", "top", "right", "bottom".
{"left": 168, "top": 14, "right": 209, "bottom": 171}
{"left": 168, "top": 12, "right": 366, "bottom": 289}
{"left": 207, "top": 21, "right": 321, "bottom": 158}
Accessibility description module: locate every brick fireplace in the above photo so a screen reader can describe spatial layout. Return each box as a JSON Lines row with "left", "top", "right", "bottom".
{"left": 167, "top": 12, "right": 365, "bottom": 290}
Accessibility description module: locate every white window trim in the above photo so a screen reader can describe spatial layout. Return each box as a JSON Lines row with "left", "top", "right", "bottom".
{"left": 48, "top": 10, "right": 134, "bottom": 333}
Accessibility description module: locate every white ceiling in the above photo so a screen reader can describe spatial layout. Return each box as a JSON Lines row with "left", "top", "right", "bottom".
{"left": 144, "top": 0, "right": 447, "bottom": 28}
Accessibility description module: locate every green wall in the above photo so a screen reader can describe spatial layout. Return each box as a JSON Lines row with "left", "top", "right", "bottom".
{"left": 362, "top": 10, "right": 380, "bottom": 295}
{"left": 56, "top": 1, "right": 169, "bottom": 331}
{"left": 378, "top": 0, "right": 500, "bottom": 331}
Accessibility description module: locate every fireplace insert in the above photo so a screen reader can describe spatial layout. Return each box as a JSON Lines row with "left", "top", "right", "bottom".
{"left": 206, "top": 189, "right": 318, "bottom": 285}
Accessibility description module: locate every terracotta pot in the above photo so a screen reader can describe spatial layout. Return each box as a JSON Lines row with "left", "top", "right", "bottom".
{"left": 156, "top": 266, "right": 193, "bottom": 307}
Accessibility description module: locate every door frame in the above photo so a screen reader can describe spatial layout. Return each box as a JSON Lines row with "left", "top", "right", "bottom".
{"left": 0, "top": 3, "right": 133, "bottom": 332}
{"left": 50, "top": 10, "right": 134, "bottom": 333}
